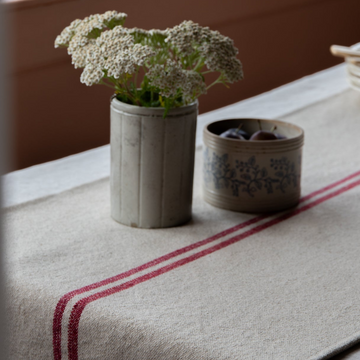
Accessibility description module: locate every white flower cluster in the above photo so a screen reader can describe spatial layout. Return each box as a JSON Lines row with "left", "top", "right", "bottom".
{"left": 55, "top": 12, "right": 243, "bottom": 106}
{"left": 54, "top": 19, "right": 82, "bottom": 49}
{"left": 200, "top": 31, "right": 243, "bottom": 83}
{"left": 146, "top": 60, "right": 183, "bottom": 97}
{"left": 80, "top": 27, "right": 155, "bottom": 86}
{"left": 165, "top": 20, "right": 243, "bottom": 83}
{"left": 182, "top": 70, "right": 207, "bottom": 102}
{"left": 147, "top": 60, "right": 206, "bottom": 102}
{"left": 164, "top": 21, "right": 210, "bottom": 55}
{"left": 54, "top": 11, "right": 127, "bottom": 49}
{"left": 55, "top": 13, "right": 155, "bottom": 86}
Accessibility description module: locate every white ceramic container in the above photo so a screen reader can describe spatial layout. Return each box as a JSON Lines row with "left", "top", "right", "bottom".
{"left": 110, "top": 97, "right": 197, "bottom": 228}
{"left": 203, "top": 118, "right": 304, "bottom": 213}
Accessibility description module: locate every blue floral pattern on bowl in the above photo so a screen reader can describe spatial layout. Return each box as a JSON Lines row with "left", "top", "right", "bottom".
{"left": 203, "top": 149, "right": 298, "bottom": 198}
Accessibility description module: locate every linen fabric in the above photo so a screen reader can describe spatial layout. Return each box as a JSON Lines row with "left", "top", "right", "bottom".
{"left": 4, "top": 88, "right": 360, "bottom": 359}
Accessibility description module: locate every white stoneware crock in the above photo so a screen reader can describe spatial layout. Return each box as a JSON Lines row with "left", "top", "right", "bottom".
{"left": 110, "top": 96, "right": 197, "bottom": 228}
{"left": 203, "top": 118, "right": 304, "bottom": 213}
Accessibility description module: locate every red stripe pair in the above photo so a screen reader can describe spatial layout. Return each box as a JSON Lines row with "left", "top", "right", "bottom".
{"left": 53, "top": 170, "right": 360, "bottom": 360}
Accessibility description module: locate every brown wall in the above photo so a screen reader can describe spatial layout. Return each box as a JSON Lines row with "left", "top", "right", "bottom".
{"left": 7, "top": 0, "right": 360, "bottom": 170}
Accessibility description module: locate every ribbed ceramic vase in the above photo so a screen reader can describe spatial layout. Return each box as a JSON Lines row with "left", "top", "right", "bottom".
{"left": 203, "top": 118, "right": 304, "bottom": 213}
{"left": 110, "top": 96, "right": 198, "bottom": 228}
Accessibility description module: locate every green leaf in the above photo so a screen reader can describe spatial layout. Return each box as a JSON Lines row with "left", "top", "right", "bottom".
{"left": 105, "top": 18, "right": 126, "bottom": 29}
{"left": 116, "top": 93, "right": 133, "bottom": 105}
{"left": 151, "top": 100, "right": 160, "bottom": 107}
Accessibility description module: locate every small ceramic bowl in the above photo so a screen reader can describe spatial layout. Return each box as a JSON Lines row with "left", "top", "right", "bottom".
{"left": 203, "top": 118, "right": 304, "bottom": 213}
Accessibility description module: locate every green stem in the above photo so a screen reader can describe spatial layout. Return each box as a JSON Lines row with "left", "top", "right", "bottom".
{"left": 134, "top": 68, "right": 139, "bottom": 97}
{"left": 106, "top": 76, "right": 120, "bottom": 88}
{"left": 99, "top": 80, "right": 116, "bottom": 90}
{"left": 125, "top": 83, "right": 141, "bottom": 106}
{"left": 206, "top": 74, "right": 224, "bottom": 90}
{"left": 193, "top": 57, "right": 205, "bottom": 72}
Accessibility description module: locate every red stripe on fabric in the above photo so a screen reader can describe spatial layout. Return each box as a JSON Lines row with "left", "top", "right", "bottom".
{"left": 52, "top": 216, "right": 265, "bottom": 359}
{"left": 67, "top": 177, "right": 360, "bottom": 360}
{"left": 299, "top": 170, "right": 360, "bottom": 203}
{"left": 52, "top": 169, "right": 360, "bottom": 360}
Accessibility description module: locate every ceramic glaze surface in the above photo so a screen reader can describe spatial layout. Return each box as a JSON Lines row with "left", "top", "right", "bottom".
{"left": 110, "top": 97, "right": 197, "bottom": 228}
{"left": 203, "top": 118, "right": 304, "bottom": 213}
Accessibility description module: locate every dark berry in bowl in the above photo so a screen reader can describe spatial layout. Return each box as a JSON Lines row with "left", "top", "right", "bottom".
{"left": 250, "top": 130, "right": 278, "bottom": 141}
{"left": 219, "top": 124, "right": 250, "bottom": 140}
{"left": 274, "top": 132, "right": 287, "bottom": 139}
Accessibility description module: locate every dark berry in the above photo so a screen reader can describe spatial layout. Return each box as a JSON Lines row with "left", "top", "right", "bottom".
{"left": 250, "top": 130, "right": 278, "bottom": 141}
{"left": 219, "top": 129, "right": 247, "bottom": 140}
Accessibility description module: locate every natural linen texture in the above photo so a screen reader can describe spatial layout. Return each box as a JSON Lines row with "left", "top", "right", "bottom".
{"left": 4, "top": 89, "right": 360, "bottom": 359}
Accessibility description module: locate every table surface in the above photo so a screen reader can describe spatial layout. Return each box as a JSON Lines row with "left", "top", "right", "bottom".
{"left": 3, "top": 64, "right": 360, "bottom": 360}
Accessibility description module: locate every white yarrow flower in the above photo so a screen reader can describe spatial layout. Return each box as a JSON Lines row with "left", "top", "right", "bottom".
{"left": 182, "top": 70, "right": 207, "bottom": 102}
{"left": 80, "top": 64, "right": 104, "bottom": 86}
{"left": 147, "top": 60, "right": 185, "bottom": 98}
{"left": 55, "top": 11, "right": 243, "bottom": 110}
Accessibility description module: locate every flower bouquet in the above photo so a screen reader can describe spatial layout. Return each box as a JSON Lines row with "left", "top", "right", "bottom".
{"left": 55, "top": 11, "right": 243, "bottom": 228}
{"left": 55, "top": 10, "right": 243, "bottom": 116}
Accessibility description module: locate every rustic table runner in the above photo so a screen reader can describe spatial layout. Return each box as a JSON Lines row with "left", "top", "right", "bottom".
{"left": 4, "top": 88, "right": 360, "bottom": 359}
